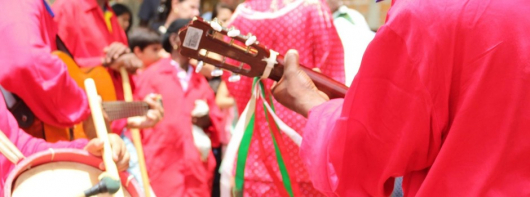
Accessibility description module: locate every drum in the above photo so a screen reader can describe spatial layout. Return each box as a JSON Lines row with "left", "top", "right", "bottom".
{"left": 3, "top": 148, "right": 143, "bottom": 197}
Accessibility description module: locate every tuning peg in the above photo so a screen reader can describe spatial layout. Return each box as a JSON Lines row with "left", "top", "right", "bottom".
{"left": 228, "top": 73, "right": 241, "bottom": 82}
{"left": 245, "top": 33, "right": 257, "bottom": 46}
{"left": 211, "top": 67, "right": 224, "bottom": 77}
{"left": 195, "top": 60, "right": 204, "bottom": 73}
{"left": 211, "top": 18, "right": 223, "bottom": 32}
{"left": 227, "top": 27, "right": 241, "bottom": 37}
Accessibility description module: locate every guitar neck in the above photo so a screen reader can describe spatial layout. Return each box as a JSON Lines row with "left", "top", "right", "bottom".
{"left": 102, "top": 101, "right": 150, "bottom": 121}
{"left": 176, "top": 17, "right": 348, "bottom": 99}
{"left": 268, "top": 55, "right": 348, "bottom": 99}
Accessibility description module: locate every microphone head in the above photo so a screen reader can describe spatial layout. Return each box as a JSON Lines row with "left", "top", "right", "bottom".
{"left": 101, "top": 176, "right": 121, "bottom": 194}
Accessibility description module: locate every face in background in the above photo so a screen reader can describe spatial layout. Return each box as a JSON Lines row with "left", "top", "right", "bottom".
{"left": 216, "top": 7, "right": 233, "bottom": 24}
{"left": 172, "top": 0, "right": 201, "bottom": 19}
{"left": 134, "top": 44, "right": 163, "bottom": 67}
{"left": 117, "top": 13, "right": 131, "bottom": 32}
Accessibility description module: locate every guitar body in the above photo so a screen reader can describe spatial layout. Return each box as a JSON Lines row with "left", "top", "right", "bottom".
{"left": 23, "top": 51, "right": 117, "bottom": 142}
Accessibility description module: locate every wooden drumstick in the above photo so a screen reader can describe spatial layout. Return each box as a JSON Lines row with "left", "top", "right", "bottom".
{"left": 120, "top": 67, "right": 153, "bottom": 197}
{"left": 0, "top": 130, "right": 24, "bottom": 164}
{"left": 84, "top": 78, "right": 125, "bottom": 197}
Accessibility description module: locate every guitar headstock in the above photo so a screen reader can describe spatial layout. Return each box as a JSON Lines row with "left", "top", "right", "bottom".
{"left": 177, "top": 17, "right": 284, "bottom": 81}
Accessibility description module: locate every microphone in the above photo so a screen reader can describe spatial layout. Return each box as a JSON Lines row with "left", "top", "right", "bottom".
{"left": 83, "top": 176, "right": 121, "bottom": 197}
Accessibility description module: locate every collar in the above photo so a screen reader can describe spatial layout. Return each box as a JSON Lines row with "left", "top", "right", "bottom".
{"left": 43, "top": 0, "right": 55, "bottom": 17}
{"left": 171, "top": 60, "right": 193, "bottom": 80}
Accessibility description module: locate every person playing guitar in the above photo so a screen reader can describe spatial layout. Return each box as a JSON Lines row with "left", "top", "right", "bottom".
{"left": 52, "top": 0, "right": 164, "bottom": 135}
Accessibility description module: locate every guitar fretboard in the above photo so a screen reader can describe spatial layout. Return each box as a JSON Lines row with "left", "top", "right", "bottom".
{"left": 102, "top": 101, "right": 149, "bottom": 121}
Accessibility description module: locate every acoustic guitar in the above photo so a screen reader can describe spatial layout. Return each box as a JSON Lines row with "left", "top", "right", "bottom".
{"left": 8, "top": 51, "right": 151, "bottom": 142}
{"left": 177, "top": 17, "right": 348, "bottom": 99}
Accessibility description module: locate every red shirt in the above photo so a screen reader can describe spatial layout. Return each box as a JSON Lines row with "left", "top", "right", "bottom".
{"left": 52, "top": 0, "right": 135, "bottom": 101}
{"left": 53, "top": 0, "right": 136, "bottom": 133}
{"left": 302, "top": 0, "right": 530, "bottom": 196}
{"left": 52, "top": 0, "right": 127, "bottom": 68}
{"left": 0, "top": 0, "right": 89, "bottom": 128}
{"left": 0, "top": 0, "right": 88, "bottom": 192}
{"left": 135, "top": 58, "right": 222, "bottom": 197}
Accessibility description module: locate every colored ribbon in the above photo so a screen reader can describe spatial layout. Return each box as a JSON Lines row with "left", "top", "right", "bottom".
{"left": 234, "top": 78, "right": 302, "bottom": 196}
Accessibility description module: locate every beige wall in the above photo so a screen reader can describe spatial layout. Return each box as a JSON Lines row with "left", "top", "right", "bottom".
{"left": 343, "top": 0, "right": 391, "bottom": 31}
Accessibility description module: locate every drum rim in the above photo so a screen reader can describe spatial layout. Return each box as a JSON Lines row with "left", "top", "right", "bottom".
{"left": 4, "top": 148, "right": 143, "bottom": 197}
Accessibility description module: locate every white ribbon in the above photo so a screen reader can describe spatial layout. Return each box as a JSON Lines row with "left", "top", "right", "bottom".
{"left": 219, "top": 83, "right": 259, "bottom": 197}
{"left": 261, "top": 50, "right": 278, "bottom": 80}
{"left": 219, "top": 81, "right": 302, "bottom": 197}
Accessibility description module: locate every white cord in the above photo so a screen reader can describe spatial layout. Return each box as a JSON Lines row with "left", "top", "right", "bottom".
{"left": 261, "top": 50, "right": 278, "bottom": 79}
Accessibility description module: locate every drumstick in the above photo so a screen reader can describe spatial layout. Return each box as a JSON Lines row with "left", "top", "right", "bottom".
{"left": 84, "top": 78, "right": 125, "bottom": 197}
{"left": 0, "top": 130, "right": 24, "bottom": 164}
{"left": 120, "top": 67, "right": 153, "bottom": 197}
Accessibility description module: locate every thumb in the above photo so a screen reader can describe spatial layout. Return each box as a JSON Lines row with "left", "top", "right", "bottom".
{"left": 283, "top": 49, "right": 300, "bottom": 77}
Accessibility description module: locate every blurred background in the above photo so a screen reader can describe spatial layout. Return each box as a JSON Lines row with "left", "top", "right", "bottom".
{"left": 48, "top": 0, "right": 391, "bottom": 31}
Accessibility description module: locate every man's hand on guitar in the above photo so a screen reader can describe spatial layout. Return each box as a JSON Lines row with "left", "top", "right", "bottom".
{"left": 103, "top": 42, "right": 130, "bottom": 63}
{"left": 84, "top": 133, "right": 130, "bottom": 172}
{"left": 271, "top": 50, "right": 329, "bottom": 118}
{"left": 105, "top": 53, "right": 143, "bottom": 74}
{"left": 103, "top": 42, "right": 143, "bottom": 73}
{"left": 127, "top": 93, "right": 164, "bottom": 129}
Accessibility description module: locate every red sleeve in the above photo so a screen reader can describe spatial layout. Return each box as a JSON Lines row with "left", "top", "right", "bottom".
{"left": 15, "top": 129, "right": 88, "bottom": 155}
{"left": 301, "top": 26, "right": 442, "bottom": 196}
{"left": 300, "top": 99, "right": 343, "bottom": 196}
{"left": 0, "top": 0, "right": 89, "bottom": 128}
{"left": 1, "top": 92, "right": 86, "bottom": 180}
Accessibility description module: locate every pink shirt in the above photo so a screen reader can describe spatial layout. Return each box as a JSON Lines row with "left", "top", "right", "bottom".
{"left": 301, "top": 0, "right": 530, "bottom": 196}
{"left": 0, "top": 1, "right": 89, "bottom": 192}
{"left": 135, "top": 58, "right": 223, "bottom": 196}
{"left": 0, "top": 0, "right": 90, "bottom": 128}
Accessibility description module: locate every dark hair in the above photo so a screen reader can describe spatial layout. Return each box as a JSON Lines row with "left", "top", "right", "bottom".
{"left": 111, "top": 4, "right": 133, "bottom": 33}
{"left": 162, "top": 18, "right": 192, "bottom": 53}
{"left": 212, "top": 3, "right": 235, "bottom": 19}
{"left": 128, "top": 27, "right": 162, "bottom": 51}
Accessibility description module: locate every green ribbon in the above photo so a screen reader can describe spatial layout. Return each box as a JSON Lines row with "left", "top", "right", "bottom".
{"left": 260, "top": 82, "right": 297, "bottom": 197}
{"left": 234, "top": 79, "right": 257, "bottom": 196}
{"left": 234, "top": 78, "right": 298, "bottom": 197}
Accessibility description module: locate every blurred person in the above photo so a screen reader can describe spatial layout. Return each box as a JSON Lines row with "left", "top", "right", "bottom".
{"left": 271, "top": 0, "right": 530, "bottom": 196}
{"left": 135, "top": 19, "right": 223, "bottom": 197}
{"left": 138, "top": 0, "right": 162, "bottom": 27}
{"left": 53, "top": 0, "right": 165, "bottom": 195}
{"left": 128, "top": 27, "right": 164, "bottom": 70}
{"left": 220, "top": 0, "right": 344, "bottom": 196}
{"left": 112, "top": 3, "right": 133, "bottom": 34}
{"left": 140, "top": 0, "right": 200, "bottom": 34}
{"left": 211, "top": 3, "right": 234, "bottom": 24}
{"left": 52, "top": 0, "right": 163, "bottom": 132}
